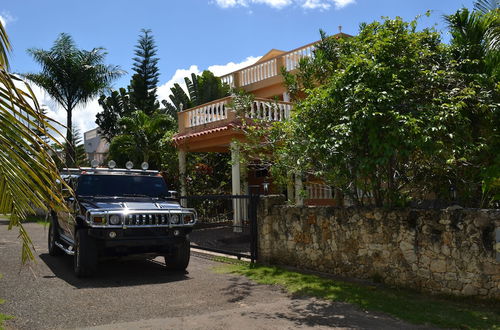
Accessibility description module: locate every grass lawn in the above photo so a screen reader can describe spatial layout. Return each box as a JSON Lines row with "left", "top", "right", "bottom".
{"left": 214, "top": 260, "right": 499, "bottom": 329}
{"left": 24, "top": 215, "right": 49, "bottom": 226}
{"left": 0, "top": 275, "right": 14, "bottom": 330}
{"left": 0, "top": 304, "right": 13, "bottom": 330}
{"left": 0, "top": 214, "right": 48, "bottom": 227}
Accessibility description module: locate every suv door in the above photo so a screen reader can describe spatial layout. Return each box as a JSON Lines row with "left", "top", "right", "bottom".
{"left": 56, "top": 176, "right": 78, "bottom": 242}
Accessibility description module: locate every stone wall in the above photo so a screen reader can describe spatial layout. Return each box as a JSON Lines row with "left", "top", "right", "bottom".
{"left": 257, "top": 195, "right": 500, "bottom": 299}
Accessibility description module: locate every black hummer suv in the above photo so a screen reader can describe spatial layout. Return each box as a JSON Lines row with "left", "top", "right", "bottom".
{"left": 49, "top": 166, "right": 196, "bottom": 277}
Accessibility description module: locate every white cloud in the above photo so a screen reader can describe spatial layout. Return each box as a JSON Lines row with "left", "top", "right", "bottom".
{"left": 213, "top": 0, "right": 355, "bottom": 10}
{"left": 207, "top": 56, "right": 261, "bottom": 77}
{"left": 331, "top": 0, "right": 355, "bottom": 9}
{"left": 157, "top": 56, "right": 261, "bottom": 105}
{"left": 214, "top": 0, "right": 245, "bottom": 8}
{"left": 0, "top": 11, "right": 16, "bottom": 28}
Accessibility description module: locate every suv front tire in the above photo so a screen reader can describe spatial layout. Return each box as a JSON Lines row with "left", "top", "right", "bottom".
{"left": 165, "top": 238, "right": 190, "bottom": 271}
{"left": 74, "top": 229, "right": 98, "bottom": 277}
{"left": 48, "top": 218, "right": 63, "bottom": 256}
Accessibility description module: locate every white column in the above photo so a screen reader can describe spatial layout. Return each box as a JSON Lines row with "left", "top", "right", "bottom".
{"left": 178, "top": 149, "right": 187, "bottom": 207}
{"left": 287, "top": 172, "right": 295, "bottom": 203}
{"left": 241, "top": 163, "right": 249, "bottom": 222}
{"left": 295, "top": 172, "right": 303, "bottom": 206}
{"left": 231, "top": 141, "right": 242, "bottom": 233}
{"left": 283, "top": 92, "right": 291, "bottom": 102}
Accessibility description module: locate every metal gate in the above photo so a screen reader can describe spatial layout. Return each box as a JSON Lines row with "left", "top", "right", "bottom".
{"left": 179, "top": 195, "right": 259, "bottom": 262}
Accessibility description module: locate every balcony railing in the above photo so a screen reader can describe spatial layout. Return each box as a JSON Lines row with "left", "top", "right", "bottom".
{"left": 306, "top": 183, "right": 333, "bottom": 200}
{"left": 177, "top": 96, "right": 293, "bottom": 133}
{"left": 220, "top": 41, "right": 318, "bottom": 89}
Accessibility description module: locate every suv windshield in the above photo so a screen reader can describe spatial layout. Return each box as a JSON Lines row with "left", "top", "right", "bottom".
{"left": 76, "top": 174, "right": 169, "bottom": 198}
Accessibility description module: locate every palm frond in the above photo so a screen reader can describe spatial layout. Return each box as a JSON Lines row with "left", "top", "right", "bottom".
{"left": 1, "top": 21, "right": 68, "bottom": 264}
{"left": 474, "top": 0, "right": 499, "bottom": 14}
{"left": 0, "top": 21, "right": 10, "bottom": 69}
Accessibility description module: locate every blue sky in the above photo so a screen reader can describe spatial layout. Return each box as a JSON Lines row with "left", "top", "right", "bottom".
{"left": 1, "top": 0, "right": 476, "bottom": 134}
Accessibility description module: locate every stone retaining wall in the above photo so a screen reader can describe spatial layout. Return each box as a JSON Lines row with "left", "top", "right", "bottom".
{"left": 257, "top": 195, "right": 500, "bottom": 299}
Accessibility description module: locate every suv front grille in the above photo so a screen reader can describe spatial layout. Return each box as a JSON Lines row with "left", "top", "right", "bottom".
{"left": 124, "top": 213, "right": 170, "bottom": 226}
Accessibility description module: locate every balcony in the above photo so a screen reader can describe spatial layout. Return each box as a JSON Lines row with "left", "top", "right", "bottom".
{"left": 219, "top": 41, "right": 317, "bottom": 97}
{"left": 174, "top": 96, "right": 292, "bottom": 152}
{"left": 177, "top": 96, "right": 293, "bottom": 135}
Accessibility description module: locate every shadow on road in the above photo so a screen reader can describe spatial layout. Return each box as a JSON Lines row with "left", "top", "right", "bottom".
{"left": 221, "top": 275, "right": 259, "bottom": 303}
{"left": 39, "top": 253, "right": 190, "bottom": 289}
{"left": 245, "top": 295, "right": 419, "bottom": 329}
{"left": 190, "top": 226, "right": 251, "bottom": 255}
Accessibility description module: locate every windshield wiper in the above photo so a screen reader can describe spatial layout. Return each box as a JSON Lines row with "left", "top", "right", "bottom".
{"left": 121, "top": 193, "right": 151, "bottom": 198}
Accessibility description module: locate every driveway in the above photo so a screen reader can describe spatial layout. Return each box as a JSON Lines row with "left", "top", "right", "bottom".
{"left": 0, "top": 219, "right": 428, "bottom": 329}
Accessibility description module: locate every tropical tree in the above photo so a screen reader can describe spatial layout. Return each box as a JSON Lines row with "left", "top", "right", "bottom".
{"left": 25, "top": 33, "right": 123, "bottom": 167}
{"left": 129, "top": 29, "right": 161, "bottom": 115}
{"left": 52, "top": 127, "right": 89, "bottom": 168}
{"left": 244, "top": 16, "right": 499, "bottom": 208}
{"left": 109, "top": 110, "right": 175, "bottom": 169}
{"left": 96, "top": 29, "right": 161, "bottom": 137}
{"left": 164, "top": 70, "right": 230, "bottom": 114}
{"left": 0, "top": 22, "right": 67, "bottom": 262}
{"left": 95, "top": 87, "right": 132, "bottom": 141}
{"left": 445, "top": 2, "right": 500, "bottom": 79}
{"left": 475, "top": 0, "right": 500, "bottom": 51}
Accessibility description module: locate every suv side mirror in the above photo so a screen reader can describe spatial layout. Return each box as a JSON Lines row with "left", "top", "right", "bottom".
{"left": 168, "top": 190, "right": 178, "bottom": 199}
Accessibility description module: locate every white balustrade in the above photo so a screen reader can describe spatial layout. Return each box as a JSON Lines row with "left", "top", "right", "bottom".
{"left": 220, "top": 74, "right": 234, "bottom": 88}
{"left": 306, "top": 183, "right": 333, "bottom": 200}
{"left": 184, "top": 97, "right": 292, "bottom": 129}
{"left": 218, "top": 42, "right": 318, "bottom": 89}
{"left": 284, "top": 44, "right": 315, "bottom": 71}
{"left": 239, "top": 58, "right": 277, "bottom": 86}
{"left": 247, "top": 100, "right": 291, "bottom": 121}
{"left": 187, "top": 99, "right": 228, "bottom": 128}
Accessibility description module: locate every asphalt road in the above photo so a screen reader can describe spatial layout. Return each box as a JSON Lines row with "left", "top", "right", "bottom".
{"left": 0, "top": 219, "right": 430, "bottom": 330}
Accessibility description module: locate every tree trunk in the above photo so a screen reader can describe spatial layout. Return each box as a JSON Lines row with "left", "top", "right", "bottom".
{"left": 65, "top": 105, "right": 75, "bottom": 168}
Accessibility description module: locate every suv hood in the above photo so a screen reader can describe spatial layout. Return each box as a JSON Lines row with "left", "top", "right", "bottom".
{"left": 80, "top": 199, "right": 182, "bottom": 211}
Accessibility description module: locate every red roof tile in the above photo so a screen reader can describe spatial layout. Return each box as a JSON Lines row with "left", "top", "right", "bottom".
{"left": 173, "top": 123, "right": 238, "bottom": 143}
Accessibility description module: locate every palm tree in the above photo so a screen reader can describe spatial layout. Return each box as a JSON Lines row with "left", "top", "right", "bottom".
{"left": 475, "top": 0, "right": 499, "bottom": 13}
{"left": 474, "top": 0, "right": 500, "bottom": 51}
{"left": 25, "top": 33, "right": 123, "bottom": 167}
{"left": 109, "top": 110, "right": 175, "bottom": 169}
{"left": 0, "top": 22, "right": 67, "bottom": 262}
{"left": 445, "top": 2, "right": 500, "bottom": 77}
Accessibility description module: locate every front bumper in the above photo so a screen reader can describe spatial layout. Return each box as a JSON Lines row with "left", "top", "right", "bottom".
{"left": 88, "top": 227, "right": 191, "bottom": 256}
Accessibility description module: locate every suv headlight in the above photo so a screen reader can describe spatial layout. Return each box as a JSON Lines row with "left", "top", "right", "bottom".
{"left": 170, "top": 214, "right": 180, "bottom": 224}
{"left": 109, "top": 214, "right": 121, "bottom": 225}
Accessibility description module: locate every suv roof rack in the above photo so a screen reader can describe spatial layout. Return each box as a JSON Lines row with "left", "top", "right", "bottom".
{"left": 61, "top": 167, "right": 160, "bottom": 175}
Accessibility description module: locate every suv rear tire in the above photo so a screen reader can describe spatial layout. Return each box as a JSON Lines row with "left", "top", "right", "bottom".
{"left": 165, "top": 239, "right": 190, "bottom": 271}
{"left": 74, "top": 229, "right": 98, "bottom": 277}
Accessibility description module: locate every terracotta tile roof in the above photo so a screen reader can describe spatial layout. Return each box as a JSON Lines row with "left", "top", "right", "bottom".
{"left": 173, "top": 123, "right": 238, "bottom": 142}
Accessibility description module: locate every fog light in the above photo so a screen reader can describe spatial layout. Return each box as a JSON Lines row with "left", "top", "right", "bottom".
{"left": 109, "top": 214, "right": 121, "bottom": 225}
{"left": 170, "top": 214, "right": 180, "bottom": 224}
{"left": 173, "top": 229, "right": 180, "bottom": 236}
{"left": 109, "top": 231, "right": 117, "bottom": 238}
